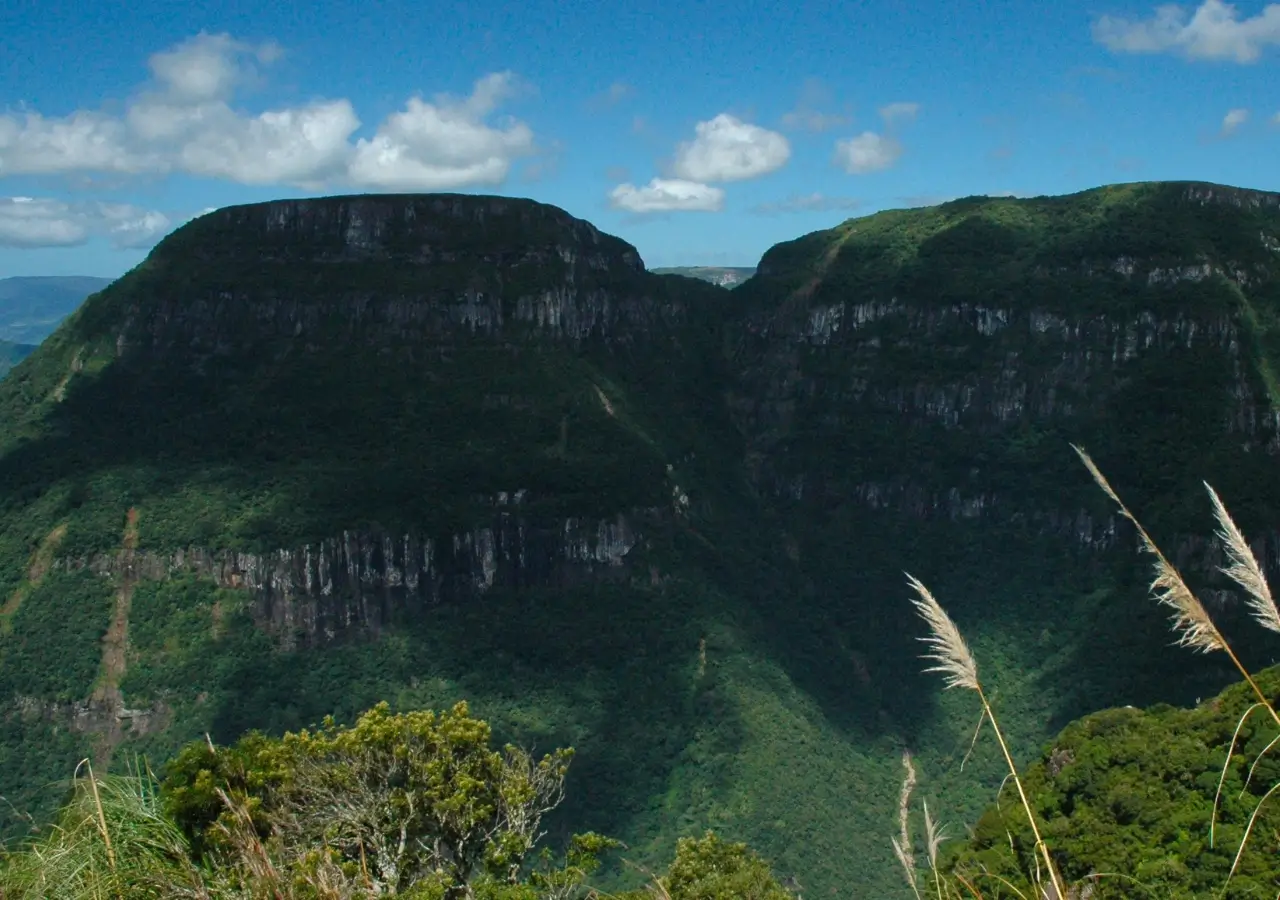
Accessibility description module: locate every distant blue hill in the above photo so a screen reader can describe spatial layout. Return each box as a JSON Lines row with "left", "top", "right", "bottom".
{"left": 0, "top": 275, "right": 114, "bottom": 345}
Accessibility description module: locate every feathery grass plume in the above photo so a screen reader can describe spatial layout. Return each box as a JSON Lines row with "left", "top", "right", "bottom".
{"left": 923, "top": 799, "right": 949, "bottom": 870}
{"left": 906, "top": 574, "right": 1066, "bottom": 900}
{"left": 892, "top": 835, "right": 922, "bottom": 900}
{"left": 906, "top": 574, "right": 979, "bottom": 691}
{"left": 1205, "top": 481, "right": 1280, "bottom": 634}
{"left": 1072, "top": 445, "right": 1280, "bottom": 728}
{"left": 922, "top": 799, "right": 952, "bottom": 900}
{"left": 1071, "top": 445, "right": 1225, "bottom": 654}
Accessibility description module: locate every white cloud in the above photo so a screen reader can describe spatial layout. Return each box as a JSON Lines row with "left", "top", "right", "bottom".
{"left": 751, "top": 193, "right": 862, "bottom": 214}
{"left": 834, "top": 132, "right": 903, "bottom": 174}
{"left": 608, "top": 178, "right": 724, "bottom": 213}
{"left": 1093, "top": 0, "right": 1280, "bottom": 63}
{"left": 0, "top": 33, "right": 537, "bottom": 191}
{"left": 147, "top": 32, "right": 279, "bottom": 103}
{"left": 878, "top": 102, "right": 920, "bottom": 124}
{"left": 165, "top": 99, "right": 360, "bottom": 184}
{"left": 349, "top": 73, "right": 535, "bottom": 190}
{"left": 671, "top": 114, "right": 790, "bottom": 182}
{"left": 0, "top": 111, "right": 154, "bottom": 175}
{"left": 1221, "top": 107, "right": 1250, "bottom": 134}
{"left": 0, "top": 197, "right": 171, "bottom": 249}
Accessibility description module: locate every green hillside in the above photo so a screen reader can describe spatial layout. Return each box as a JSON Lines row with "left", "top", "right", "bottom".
{"left": 1, "top": 182, "right": 1280, "bottom": 896}
{"left": 941, "top": 664, "right": 1280, "bottom": 898}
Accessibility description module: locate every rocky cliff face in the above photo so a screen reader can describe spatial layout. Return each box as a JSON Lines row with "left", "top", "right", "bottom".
{"left": 103, "top": 194, "right": 693, "bottom": 362}
{"left": 62, "top": 502, "right": 644, "bottom": 646}
{"left": 730, "top": 183, "right": 1280, "bottom": 556}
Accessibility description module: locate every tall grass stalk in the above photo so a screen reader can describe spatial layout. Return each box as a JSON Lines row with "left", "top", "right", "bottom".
{"left": 0, "top": 761, "right": 210, "bottom": 900}
{"left": 1071, "top": 446, "right": 1280, "bottom": 728}
{"left": 905, "top": 574, "right": 1067, "bottom": 900}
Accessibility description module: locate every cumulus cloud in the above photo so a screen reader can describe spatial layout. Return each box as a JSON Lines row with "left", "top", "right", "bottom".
{"left": 834, "top": 132, "right": 903, "bottom": 173}
{"left": 349, "top": 73, "right": 534, "bottom": 189}
{"left": 1093, "top": 0, "right": 1280, "bottom": 63}
{"left": 671, "top": 114, "right": 790, "bottom": 182}
{"left": 608, "top": 178, "right": 724, "bottom": 213}
{"left": 781, "top": 78, "right": 851, "bottom": 132}
{"left": 751, "top": 193, "right": 862, "bottom": 215}
{"left": 147, "top": 32, "right": 281, "bottom": 103}
{"left": 0, "top": 197, "right": 171, "bottom": 249}
{"left": 0, "top": 111, "right": 155, "bottom": 175}
{"left": 1221, "top": 107, "right": 1250, "bottom": 134}
{"left": 0, "top": 32, "right": 537, "bottom": 191}
{"left": 829, "top": 101, "right": 918, "bottom": 175}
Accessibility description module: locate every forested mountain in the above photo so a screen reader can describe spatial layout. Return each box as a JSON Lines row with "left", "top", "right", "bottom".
{"left": 2, "top": 182, "right": 1279, "bottom": 896}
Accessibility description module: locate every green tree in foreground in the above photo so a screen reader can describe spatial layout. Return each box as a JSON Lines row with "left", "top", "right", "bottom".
{"left": 0, "top": 702, "right": 616, "bottom": 899}
{"left": 161, "top": 699, "right": 597, "bottom": 898}
{"left": 613, "top": 832, "right": 794, "bottom": 900}
{"left": 0, "top": 701, "right": 796, "bottom": 900}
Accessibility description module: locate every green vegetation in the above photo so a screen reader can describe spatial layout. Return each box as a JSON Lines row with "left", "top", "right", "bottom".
{"left": 1, "top": 183, "right": 1280, "bottom": 896}
{"left": 0, "top": 703, "right": 794, "bottom": 899}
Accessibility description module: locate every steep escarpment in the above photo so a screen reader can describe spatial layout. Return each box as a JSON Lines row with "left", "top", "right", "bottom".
{"left": 0, "top": 193, "right": 740, "bottom": 875}
{"left": 3, "top": 183, "right": 1280, "bottom": 898}
{"left": 92, "top": 193, "right": 679, "bottom": 360}
{"left": 729, "top": 181, "right": 1280, "bottom": 615}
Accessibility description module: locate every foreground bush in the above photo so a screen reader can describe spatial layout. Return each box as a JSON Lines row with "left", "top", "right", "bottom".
{"left": 0, "top": 701, "right": 794, "bottom": 900}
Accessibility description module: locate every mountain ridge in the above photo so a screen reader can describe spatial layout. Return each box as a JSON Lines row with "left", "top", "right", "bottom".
{"left": 2, "top": 180, "right": 1280, "bottom": 896}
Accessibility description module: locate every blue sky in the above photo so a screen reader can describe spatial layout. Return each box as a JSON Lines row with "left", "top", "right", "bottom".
{"left": 0, "top": 0, "right": 1277, "bottom": 277}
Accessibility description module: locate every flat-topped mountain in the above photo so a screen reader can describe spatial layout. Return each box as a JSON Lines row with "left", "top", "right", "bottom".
{"left": 2, "top": 182, "right": 1279, "bottom": 897}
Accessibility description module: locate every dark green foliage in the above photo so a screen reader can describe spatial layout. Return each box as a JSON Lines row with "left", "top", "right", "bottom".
{"left": 0, "top": 569, "right": 113, "bottom": 702}
{"left": 944, "top": 668, "right": 1280, "bottom": 898}
{"left": 659, "top": 832, "right": 794, "bottom": 899}
{"left": 1, "top": 183, "right": 1280, "bottom": 897}
{"left": 158, "top": 700, "right": 605, "bottom": 898}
